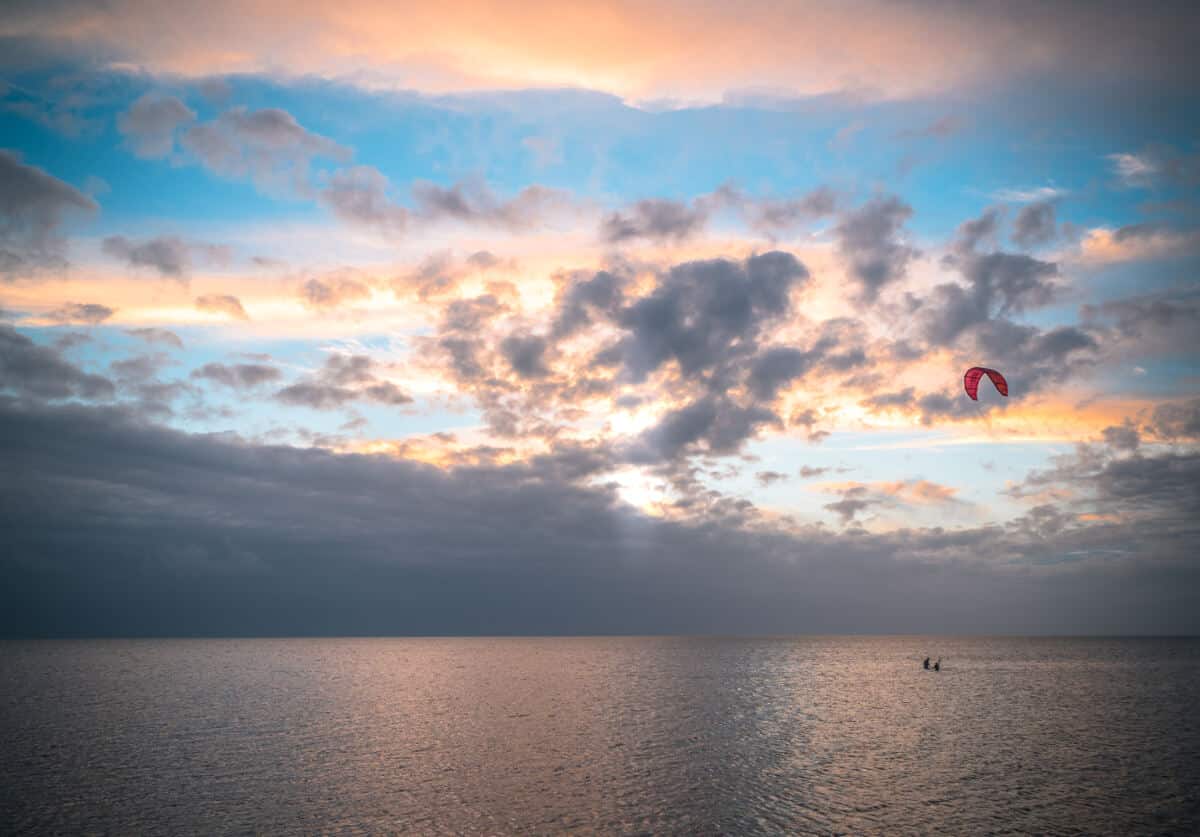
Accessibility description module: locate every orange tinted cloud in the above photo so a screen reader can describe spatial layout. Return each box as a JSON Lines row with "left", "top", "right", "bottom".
{"left": 9, "top": 0, "right": 1193, "bottom": 102}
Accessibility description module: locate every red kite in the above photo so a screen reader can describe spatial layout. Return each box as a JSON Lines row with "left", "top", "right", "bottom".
{"left": 963, "top": 366, "right": 1008, "bottom": 400}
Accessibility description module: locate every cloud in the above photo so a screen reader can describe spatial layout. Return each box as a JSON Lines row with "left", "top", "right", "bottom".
{"left": 3, "top": 398, "right": 1199, "bottom": 635}
{"left": 610, "top": 250, "right": 807, "bottom": 385}
{"left": 743, "top": 187, "right": 838, "bottom": 236}
{"left": 299, "top": 273, "right": 373, "bottom": 311}
{"left": 9, "top": 2, "right": 1199, "bottom": 105}
{"left": 923, "top": 251, "right": 1059, "bottom": 346}
{"left": 190, "top": 362, "right": 281, "bottom": 389}
{"left": 1101, "top": 422, "right": 1140, "bottom": 452}
{"left": 632, "top": 396, "right": 779, "bottom": 462}
{"left": 126, "top": 328, "right": 184, "bottom": 350}
{"left": 46, "top": 302, "right": 115, "bottom": 325}
{"left": 966, "top": 320, "right": 1097, "bottom": 398}
{"left": 835, "top": 196, "right": 916, "bottom": 302}
{"left": 1108, "top": 144, "right": 1200, "bottom": 189}
{"left": 0, "top": 324, "right": 114, "bottom": 401}
{"left": 180, "top": 106, "right": 351, "bottom": 195}
{"left": 274, "top": 353, "right": 411, "bottom": 409}
{"left": 822, "top": 478, "right": 961, "bottom": 524}
{"left": 896, "top": 114, "right": 965, "bottom": 139}
{"left": 1079, "top": 288, "right": 1200, "bottom": 352}
{"left": 410, "top": 249, "right": 820, "bottom": 457}
{"left": 1011, "top": 200, "right": 1057, "bottom": 248}
{"left": 550, "top": 269, "right": 624, "bottom": 339}
{"left": 756, "top": 470, "right": 788, "bottom": 486}
{"left": 955, "top": 206, "right": 1003, "bottom": 253}
{"left": 319, "top": 165, "right": 409, "bottom": 232}
{"left": 990, "top": 186, "right": 1068, "bottom": 203}
{"left": 412, "top": 180, "right": 568, "bottom": 230}
{"left": 601, "top": 198, "right": 711, "bottom": 244}
{"left": 1076, "top": 224, "right": 1200, "bottom": 263}
{"left": 273, "top": 381, "right": 358, "bottom": 409}
{"left": 101, "top": 234, "right": 228, "bottom": 278}
{"left": 823, "top": 485, "right": 877, "bottom": 523}
{"left": 1151, "top": 399, "right": 1200, "bottom": 441}
{"left": 116, "top": 93, "right": 196, "bottom": 158}
{"left": 0, "top": 77, "right": 101, "bottom": 137}
{"left": 0, "top": 149, "right": 97, "bottom": 278}
{"left": 499, "top": 334, "right": 550, "bottom": 379}
{"left": 194, "top": 294, "right": 248, "bottom": 320}
{"left": 747, "top": 346, "right": 823, "bottom": 401}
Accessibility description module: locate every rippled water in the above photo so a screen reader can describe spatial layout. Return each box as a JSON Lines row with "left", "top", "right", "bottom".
{"left": 2, "top": 637, "right": 1198, "bottom": 834}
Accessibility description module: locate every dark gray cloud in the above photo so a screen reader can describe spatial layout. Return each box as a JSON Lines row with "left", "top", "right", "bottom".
{"left": 180, "top": 106, "right": 351, "bottom": 194}
{"left": 2, "top": 399, "right": 1198, "bottom": 635}
{"left": 1079, "top": 287, "right": 1200, "bottom": 349}
{"left": 601, "top": 186, "right": 837, "bottom": 243}
{"left": 968, "top": 320, "right": 1098, "bottom": 397}
{"left": 116, "top": 93, "right": 196, "bottom": 158}
{"left": 835, "top": 196, "right": 916, "bottom": 301}
{"left": 422, "top": 251, "right": 816, "bottom": 457}
{"left": 500, "top": 334, "right": 550, "bottom": 379}
{"left": 46, "top": 302, "right": 115, "bottom": 325}
{"left": 0, "top": 324, "right": 114, "bottom": 401}
{"left": 103, "top": 349, "right": 197, "bottom": 420}
{"left": 0, "top": 149, "right": 97, "bottom": 277}
{"left": 744, "top": 186, "right": 839, "bottom": 236}
{"left": 191, "top": 362, "right": 281, "bottom": 389}
{"left": 1102, "top": 422, "right": 1140, "bottom": 451}
{"left": 397, "top": 251, "right": 458, "bottom": 299}
{"left": 126, "top": 327, "right": 183, "bottom": 349}
{"left": 824, "top": 485, "right": 878, "bottom": 524}
{"left": 53, "top": 331, "right": 91, "bottom": 351}
{"left": 923, "top": 252, "right": 1059, "bottom": 345}
{"left": 102, "top": 235, "right": 191, "bottom": 278}
{"left": 601, "top": 198, "right": 710, "bottom": 244}
{"left": 755, "top": 470, "right": 788, "bottom": 486}
{"left": 412, "top": 181, "right": 566, "bottom": 230}
{"left": 1012, "top": 439, "right": 1200, "bottom": 545}
{"left": 631, "top": 396, "right": 780, "bottom": 462}
{"left": 299, "top": 274, "right": 372, "bottom": 311}
{"left": 274, "top": 354, "right": 411, "bottom": 409}
{"left": 747, "top": 346, "right": 822, "bottom": 401}
{"left": 274, "top": 381, "right": 358, "bottom": 409}
{"left": 1012, "top": 200, "right": 1057, "bottom": 248}
{"left": 360, "top": 381, "right": 413, "bottom": 406}
{"left": 551, "top": 269, "right": 624, "bottom": 339}
{"left": 1151, "top": 398, "right": 1200, "bottom": 440}
{"left": 194, "top": 294, "right": 248, "bottom": 321}
{"left": 611, "top": 251, "right": 807, "bottom": 385}
{"left": 953, "top": 207, "right": 1002, "bottom": 255}
{"left": 319, "top": 165, "right": 409, "bottom": 231}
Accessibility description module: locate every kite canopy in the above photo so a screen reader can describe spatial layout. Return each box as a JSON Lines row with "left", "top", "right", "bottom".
{"left": 963, "top": 366, "right": 1008, "bottom": 400}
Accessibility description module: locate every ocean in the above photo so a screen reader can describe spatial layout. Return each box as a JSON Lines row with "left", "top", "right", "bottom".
{"left": 2, "top": 637, "right": 1198, "bottom": 835}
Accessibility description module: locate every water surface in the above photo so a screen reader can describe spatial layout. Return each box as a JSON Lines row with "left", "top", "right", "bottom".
{"left": 2, "top": 637, "right": 1197, "bottom": 834}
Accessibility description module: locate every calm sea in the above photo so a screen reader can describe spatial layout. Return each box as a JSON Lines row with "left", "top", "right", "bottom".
{"left": 2, "top": 637, "right": 1198, "bottom": 835}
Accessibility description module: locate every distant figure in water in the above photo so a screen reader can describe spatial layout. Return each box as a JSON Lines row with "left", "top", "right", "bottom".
{"left": 923, "top": 656, "right": 930, "bottom": 670}
{"left": 933, "top": 658, "right": 941, "bottom": 672}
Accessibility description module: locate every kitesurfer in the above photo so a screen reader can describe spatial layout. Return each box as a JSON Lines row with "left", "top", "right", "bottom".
{"left": 923, "top": 656, "right": 930, "bottom": 670}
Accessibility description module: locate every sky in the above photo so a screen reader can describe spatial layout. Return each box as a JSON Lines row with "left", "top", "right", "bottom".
{"left": 1, "top": 0, "right": 1198, "bottom": 636}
